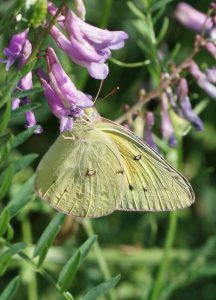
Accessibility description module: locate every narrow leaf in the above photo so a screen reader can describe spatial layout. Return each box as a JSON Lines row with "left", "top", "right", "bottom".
{"left": 79, "top": 235, "right": 97, "bottom": 265}
{"left": 0, "top": 133, "right": 11, "bottom": 147}
{"left": 0, "top": 243, "right": 26, "bottom": 276}
{"left": 12, "top": 87, "right": 42, "bottom": 99}
{"left": 0, "top": 101, "right": 11, "bottom": 135}
{"left": 0, "top": 276, "right": 20, "bottom": 300}
{"left": 12, "top": 153, "right": 38, "bottom": 173}
{"left": 34, "top": 213, "right": 66, "bottom": 266}
{"left": 149, "top": 0, "right": 175, "bottom": 12}
{"left": 0, "top": 208, "right": 10, "bottom": 236}
{"left": 0, "top": 72, "right": 19, "bottom": 109}
{"left": 157, "top": 17, "right": 169, "bottom": 45}
{"left": 0, "top": 166, "right": 13, "bottom": 200}
{"left": 58, "top": 251, "right": 81, "bottom": 292}
{"left": 11, "top": 102, "right": 41, "bottom": 117}
{"left": 127, "top": 2, "right": 146, "bottom": 19}
{"left": 7, "top": 175, "right": 35, "bottom": 218}
{"left": 82, "top": 275, "right": 121, "bottom": 300}
{"left": 11, "top": 127, "right": 38, "bottom": 149}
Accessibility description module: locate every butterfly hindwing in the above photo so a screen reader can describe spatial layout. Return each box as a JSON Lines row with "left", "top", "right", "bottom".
{"left": 35, "top": 125, "right": 125, "bottom": 217}
{"left": 97, "top": 119, "right": 195, "bottom": 212}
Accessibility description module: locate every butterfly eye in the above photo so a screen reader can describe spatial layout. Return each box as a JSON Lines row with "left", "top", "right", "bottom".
{"left": 134, "top": 154, "right": 142, "bottom": 160}
{"left": 86, "top": 170, "right": 96, "bottom": 176}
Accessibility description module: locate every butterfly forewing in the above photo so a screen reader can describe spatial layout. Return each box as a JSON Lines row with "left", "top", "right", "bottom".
{"left": 35, "top": 124, "right": 125, "bottom": 217}
{"left": 97, "top": 119, "right": 195, "bottom": 212}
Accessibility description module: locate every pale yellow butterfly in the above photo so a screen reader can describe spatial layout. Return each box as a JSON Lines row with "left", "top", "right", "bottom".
{"left": 35, "top": 108, "right": 195, "bottom": 217}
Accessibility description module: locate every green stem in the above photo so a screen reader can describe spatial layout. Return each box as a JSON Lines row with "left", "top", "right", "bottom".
{"left": 21, "top": 216, "right": 38, "bottom": 300}
{"left": 83, "top": 220, "right": 117, "bottom": 300}
{"left": 149, "top": 138, "right": 183, "bottom": 300}
{"left": 100, "top": 0, "right": 113, "bottom": 28}
{"left": 110, "top": 57, "right": 150, "bottom": 68}
{"left": 149, "top": 212, "right": 178, "bottom": 300}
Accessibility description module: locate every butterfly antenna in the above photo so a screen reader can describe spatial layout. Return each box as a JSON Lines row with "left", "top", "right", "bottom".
{"left": 93, "top": 80, "right": 104, "bottom": 104}
{"left": 100, "top": 86, "right": 120, "bottom": 102}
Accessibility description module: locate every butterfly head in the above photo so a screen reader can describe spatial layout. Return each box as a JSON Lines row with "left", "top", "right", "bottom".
{"left": 83, "top": 107, "right": 102, "bottom": 123}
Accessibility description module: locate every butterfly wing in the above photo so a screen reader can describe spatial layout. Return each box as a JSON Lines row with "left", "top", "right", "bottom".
{"left": 97, "top": 119, "right": 195, "bottom": 211}
{"left": 35, "top": 125, "right": 125, "bottom": 217}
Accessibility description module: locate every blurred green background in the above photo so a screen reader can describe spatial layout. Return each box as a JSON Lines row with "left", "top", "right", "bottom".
{"left": 0, "top": 0, "right": 216, "bottom": 300}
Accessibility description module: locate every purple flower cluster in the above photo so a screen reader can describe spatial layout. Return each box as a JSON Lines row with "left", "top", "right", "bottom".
{"left": 143, "top": 2, "right": 216, "bottom": 149}
{"left": 0, "top": 2, "right": 128, "bottom": 133}
{"left": 175, "top": 3, "right": 216, "bottom": 100}
{"left": 48, "top": 2, "right": 128, "bottom": 80}
{"left": 0, "top": 30, "right": 42, "bottom": 133}
{"left": 37, "top": 47, "right": 93, "bottom": 132}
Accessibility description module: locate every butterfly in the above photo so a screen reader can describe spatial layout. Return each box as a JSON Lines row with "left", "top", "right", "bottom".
{"left": 35, "top": 108, "right": 195, "bottom": 217}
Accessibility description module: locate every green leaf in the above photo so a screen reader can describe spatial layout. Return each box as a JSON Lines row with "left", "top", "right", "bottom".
{"left": 58, "top": 251, "right": 81, "bottom": 292}
{"left": 0, "top": 276, "right": 20, "bottom": 300}
{"left": 11, "top": 102, "right": 41, "bottom": 118}
{"left": 12, "top": 153, "right": 38, "bottom": 173}
{"left": 79, "top": 235, "right": 97, "bottom": 265}
{"left": 0, "top": 72, "right": 19, "bottom": 109}
{"left": 0, "top": 208, "right": 10, "bottom": 236}
{"left": 0, "top": 101, "right": 11, "bottom": 135}
{"left": 12, "top": 87, "right": 42, "bottom": 99}
{"left": 127, "top": 2, "right": 146, "bottom": 19}
{"left": 7, "top": 175, "right": 35, "bottom": 218}
{"left": 149, "top": 0, "right": 175, "bottom": 12}
{"left": 157, "top": 17, "right": 169, "bottom": 45}
{"left": 0, "top": 166, "right": 13, "bottom": 200}
{"left": 0, "top": 133, "right": 11, "bottom": 147}
{"left": 0, "top": 243, "right": 26, "bottom": 276}
{"left": 82, "top": 275, "right": 121, "bottom": 300}
{"left": 11, "top": 127, "right": 38, "bottom": 149}
{"left": 34, "top": 213, "right": 66, "bottom": 266}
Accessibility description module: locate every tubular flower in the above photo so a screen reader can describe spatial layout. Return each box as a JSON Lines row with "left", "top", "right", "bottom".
{"left": 144, "top": 111, "right": 158, "bottom": 151}
{"left": 189, "top": 61, "right": 216, "bottom": 100}
{"left": 175, "top": 2, "right": 213, "bottom": 34}
{"left": 0, "top": 29, "right": 29, "bottom": 70}
{"left": 160, "top": 92, "right": 178, "bottom": 147}
{"left": 10, "top": 38, "right": 42, "bottom": 133}
{"left": 37, "top": 47, "right": 93, "bottom": 132}
{"left": 177, "top": 78, "right": 204, "bottom": 131}
{"left": 74, "top": 0, "right": 86, "bottom": 20}
{"left": 48, "top": 2, "right": 128, "bottom": 79}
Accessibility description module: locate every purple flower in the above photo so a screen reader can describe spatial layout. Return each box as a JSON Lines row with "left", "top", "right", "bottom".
{"left": 74, "top": 0, "right": 86, "bottom": 20}
{"left": 48, "top": 3, "right": 128, "bottom": 79}
{"left": 189, "top": 61, "right": 216, "bottom": 100}
{"left": 175, "top": 2, "right": 213, "bottom": 34}
{"left": 7, "top": 37, "right": 42, "bottom": 133}
{"left": 177, "top": 78, "right": 204, "bottom": 131}
{"left": 160, "top": 92, "right": 178, "bottom": 147}
{"left": 144, "top": 112, "right": 158, "bottom": 151}
{"left": 205, "top": 42, "right": 216, "bottom": 59}
{"left": 0, "top": 29, "right": 29, "bottom": 70}
{"left": 11, "top": 98, "right": 20, "bottom": 110}
{"left": 37, "top": 47, "right": 93, "bottom": 132}
{"left": 206, "top": 67, "right": 216, "bottom": 83}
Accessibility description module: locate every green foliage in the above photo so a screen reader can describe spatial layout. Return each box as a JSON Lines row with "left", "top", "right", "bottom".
{"left": 82, "top": 275, "right": 121, "bottom": 300}
{"left": 34, "top": 213, "right": 66, "bottom": 266}
{"left": 0, "top": 276, "right": 20, "bottom": 300}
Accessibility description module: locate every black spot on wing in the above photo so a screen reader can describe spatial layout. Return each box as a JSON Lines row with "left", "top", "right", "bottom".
{"left": 129, "top": 184, "right": 134, "bottom": 191}
{"left": 134, "top": 154, "right": 142, "bottom": 160}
